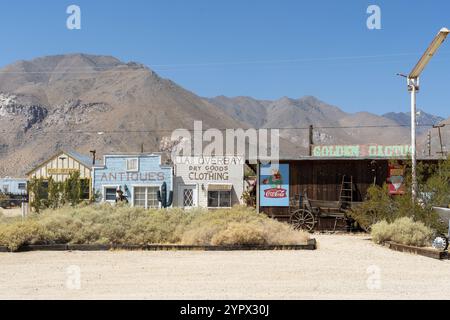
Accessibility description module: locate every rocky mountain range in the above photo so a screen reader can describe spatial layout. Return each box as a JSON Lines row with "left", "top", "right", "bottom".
{"left": 0, "top": 54, "right": 447, "bottom": 176}
{"left": 206, "top": 96, "right": 446, "bottom": 151}
{"left": 383, "top": 110, "right": 445, "bottom": 134}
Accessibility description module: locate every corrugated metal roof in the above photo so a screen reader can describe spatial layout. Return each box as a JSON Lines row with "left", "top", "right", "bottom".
{"left": 65, "top": 149, "right": 95, "bottom": 168}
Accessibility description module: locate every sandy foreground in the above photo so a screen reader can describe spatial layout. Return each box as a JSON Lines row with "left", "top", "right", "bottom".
{"left": 0, "top": 234, "right": 449, "bottom": 300}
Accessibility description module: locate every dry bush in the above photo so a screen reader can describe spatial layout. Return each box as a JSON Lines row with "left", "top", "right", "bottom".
{"left": 181, "top": 206, "right": 309, "bottom": 246}
{"left": 211, "top": 222, "right": 266, "bottom": 245}
{"left": 371, "top": 217, "right": 433, "bottom": 247}
{"left": 0, "top": 204, "right": 310, "bottom": 250}
{"left": 262, "top": 219, "right": 310, "bottom": 245}
{"left": 371, "top": 220, "right": 392, "bottom": 244}
{"left": 0, "top": 220, "right": 44, "bottom": 251}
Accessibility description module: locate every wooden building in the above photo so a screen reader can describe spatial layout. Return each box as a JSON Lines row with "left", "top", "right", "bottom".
{"left": 92, "top": 153, "right": 172, "bottom": 208}
{"left": 173, "top": 156, "right": 245, "bottom": 209}
{"left": 27, "top": 149, "right": 94, "bottom": 200}
{"left": 257, "top": 158, "right": 388, "bottom": 219}
{"left": 255, "top": 144, "right": 442, "bottom": 229}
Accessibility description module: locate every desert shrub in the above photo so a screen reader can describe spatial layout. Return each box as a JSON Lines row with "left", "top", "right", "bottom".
{"left": 349, "top": 185, "right": 398, "bottom": 230}
{"left": 211, "top": 222, "right": 266, "bottom": 245}
{"left": 181, "top": 206, "right": 309, "bottom": 246}
{"left": 371, "top": 220, "right": 394, "bottom": 244}
{"left": 349, "top": 158, "right": 450, "bottom": 234}
{"left": 371, "top": 217, "right": 433, "bottom": 247}
{"left": 0, "top": 204, "right": 310, "bottom": 250}
{"left": 0, "top": 220, "right": 45, "bottom": 251}
{"left": 351, "top": 185, "right": 446, "bottom": 234}
{"left": 262, "top": 219, "right": 310, "bottom": 245}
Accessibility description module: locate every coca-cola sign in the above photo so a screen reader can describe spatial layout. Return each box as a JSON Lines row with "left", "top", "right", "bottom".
{"left": 260, "top": 164, "right": 289, "bottom": 207}
{"left": 264, "top": 188, "right": 287, "bottom": 198}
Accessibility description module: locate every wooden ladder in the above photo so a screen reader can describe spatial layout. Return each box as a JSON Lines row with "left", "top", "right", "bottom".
{"left": 339, "top": 175, "right": 353, "bottom": 206}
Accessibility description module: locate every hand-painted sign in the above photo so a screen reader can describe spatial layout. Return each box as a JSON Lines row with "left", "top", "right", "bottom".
{"left": 176, "top": 156, "right": 245, "bottom": 182}
{"left": 312, "top": 145, "right": 413, "bottom": 158}
{"left": 100, "top": 172, "right": 165, "bottom": 182}
{"left": 260, "top": 163, "right": 289, "bottom": 207}
{"left": 47, "top": 168, "right": 79, "bottom": 175}
{"left": 387, "top": 163, "right": 406, "bottom": 195}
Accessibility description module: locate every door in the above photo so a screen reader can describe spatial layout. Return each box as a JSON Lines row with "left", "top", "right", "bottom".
{"left": 178, "top": 185, "right": 197, "bottom": 208}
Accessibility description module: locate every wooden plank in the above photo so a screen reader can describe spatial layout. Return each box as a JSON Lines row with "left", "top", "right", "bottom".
{"left": 386, "top": 241, "right": 448, "bottom": 260}
{"left": 8, "top": 241, "right": 318, "bottom": 252}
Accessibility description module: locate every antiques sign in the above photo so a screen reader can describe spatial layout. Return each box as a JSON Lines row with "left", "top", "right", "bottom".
{"left": 312, "top": 145, "right": 413, "bottom": 158}
{"left": 100, "top": 172, "right": 165, "bottom": 182}
{"left": 259, "top": 163, "right": 290, "bottom": 207}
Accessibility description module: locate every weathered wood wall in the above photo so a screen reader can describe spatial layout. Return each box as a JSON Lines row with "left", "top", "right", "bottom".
{"left": 260, "top": 159, "right": 389, "bottom": 218}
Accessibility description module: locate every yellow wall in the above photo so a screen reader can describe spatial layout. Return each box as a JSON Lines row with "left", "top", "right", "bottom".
{"left": 28, "top": 152, "right": 92, "bottom": 181}
{"left": 28, "top": 152, "right": 93, "bottom": 199}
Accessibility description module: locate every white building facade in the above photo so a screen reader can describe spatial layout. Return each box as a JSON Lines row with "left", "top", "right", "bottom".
{"left": 173, "top": 156, "right": 245, "bottom": 209}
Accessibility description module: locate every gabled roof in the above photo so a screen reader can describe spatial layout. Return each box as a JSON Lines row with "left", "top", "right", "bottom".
{"left": 65, "top": 149, "right": 94, "bottom": 168}
{"left": 26, "top": 149, "right": 94, "bottom": 176}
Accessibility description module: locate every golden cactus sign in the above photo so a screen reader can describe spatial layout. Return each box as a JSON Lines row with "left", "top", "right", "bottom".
{"left": 312, "top": 145, "right": 413, "bottom": 158}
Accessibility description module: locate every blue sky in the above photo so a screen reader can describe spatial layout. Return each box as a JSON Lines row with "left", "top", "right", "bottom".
{"left": 0, "top": 0, "right": 449, "bottom": 117}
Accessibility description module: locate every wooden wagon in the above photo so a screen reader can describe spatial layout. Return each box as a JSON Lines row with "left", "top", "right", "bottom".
{"left": 288, "top": 193, "right": 361, "bottom": 231}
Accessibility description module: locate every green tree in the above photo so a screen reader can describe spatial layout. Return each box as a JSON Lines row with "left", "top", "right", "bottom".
{"left": 63, "top": 171, "right": 82, "bottom": 206}
{"left": 28, "top": 177, "right": 49, "bottom": 213}
{"left": 48, "top": 177, "right": 63, "bottom": 209}
{"left": 349, "top": 157, "right": 450, "bottom": 233}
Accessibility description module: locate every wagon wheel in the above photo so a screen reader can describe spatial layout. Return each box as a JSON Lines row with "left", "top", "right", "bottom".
{"left": 290, "top": 209, "right": 316, "bottom": 231}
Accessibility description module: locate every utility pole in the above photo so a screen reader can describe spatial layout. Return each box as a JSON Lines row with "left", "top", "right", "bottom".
{"left": 308, "top": 125, "right": 314, "bottom": 156}
{"left": 433, "top": 124, "right": 446, "bottom": 157}
{"left": 90, "top": 150, "right": 96, "bottom": 165}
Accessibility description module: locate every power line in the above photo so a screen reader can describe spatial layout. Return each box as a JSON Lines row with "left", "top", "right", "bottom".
{"left": 0, "top": 123, "right": 448, "bottom": 136}
{"left": 1, "top": 51, "right": 450, "bottom": 74}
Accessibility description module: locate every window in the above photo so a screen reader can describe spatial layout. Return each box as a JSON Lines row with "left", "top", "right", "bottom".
{"left": 105, "top": 187, "right": 117, "bottom": 201}
{"left": 2, "top": 185, "right": 8, "bottom": 193}
{"left": 183, "top": 189, "right": 194, "bottom": 207}
{"left": 41, "top": 181, "right": 49, "bottom": 200}
{"left": 80, "top": 179, "right": 90, "bottom": 200}
{"left": 18, "top": 183, "right": 26, "bottom": 190}
{"left": 126, "top": 158, "right": 138, "bottom": 172}
{"left": 134, "top": 187, "right": 146, "bottom": 207}
{"left": 208, "top": 191, "right": 231, "bottom": 208}
{"left": 134, "top": 187, "right": 159, "bottom": 209}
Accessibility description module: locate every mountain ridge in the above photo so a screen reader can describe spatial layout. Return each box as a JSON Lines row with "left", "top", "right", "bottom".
{"left": 0, "top": 53, "right": 447, "bottom": 176}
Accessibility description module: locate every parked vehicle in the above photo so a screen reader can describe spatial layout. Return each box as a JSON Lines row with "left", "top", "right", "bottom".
{"left": 432, "top": 207, "right": 450, "bottom": 251}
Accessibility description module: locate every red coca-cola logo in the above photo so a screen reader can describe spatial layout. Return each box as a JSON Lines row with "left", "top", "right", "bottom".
{"left": 264, "top": 188, "right": 287, "bottom": 198}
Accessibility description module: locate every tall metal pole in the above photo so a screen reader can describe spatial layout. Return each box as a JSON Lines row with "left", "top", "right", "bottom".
{"left": 409, "top": 78, "right": 418, "bottom": 201}
{"left": 402, "top": 28, "right": 449, "bottom": 201}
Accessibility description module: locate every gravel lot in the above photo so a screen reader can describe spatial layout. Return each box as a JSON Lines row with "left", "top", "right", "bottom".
{"left": 0, "top": 234, "right": 449, "bottom": 300}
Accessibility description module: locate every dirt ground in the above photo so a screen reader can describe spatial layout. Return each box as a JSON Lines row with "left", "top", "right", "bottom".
{"left": 0, "top": 234, "right": 449, "bottom": 300}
